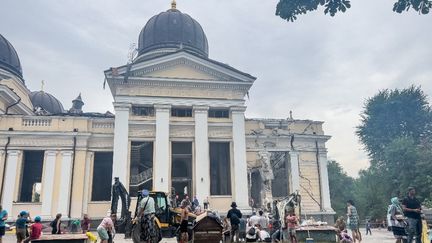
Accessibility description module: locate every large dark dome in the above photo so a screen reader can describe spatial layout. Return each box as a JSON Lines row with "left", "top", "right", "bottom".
{"left": 138, "top": 8, "right": 209, "bottom": 58}
{"left": 0, "top": 34, "right": 23, "bottom": 79}
{"left": 30, "top": 91, "right": 64, "bottom": 114}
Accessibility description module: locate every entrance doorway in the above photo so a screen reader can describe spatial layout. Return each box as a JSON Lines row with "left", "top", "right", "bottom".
{"left": 171, "top": 142, "right": 192, "bottom": 202}
{"left": 250, "top": 170, "right": 262, "bottom": 208}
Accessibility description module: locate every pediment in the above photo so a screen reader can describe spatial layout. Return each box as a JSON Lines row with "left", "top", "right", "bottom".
{"left": 135, "top": 62, "right": 220, "bottom": 80}
{"left": 108, "top": 52, "right": 256, "bottom": 83}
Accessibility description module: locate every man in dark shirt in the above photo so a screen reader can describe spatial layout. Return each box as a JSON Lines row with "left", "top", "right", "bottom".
{"left": 227, "top": 202, "right": 242, "bottom": 243}
{"left": 402, "top": 187, "right": 422, "bottom": 243}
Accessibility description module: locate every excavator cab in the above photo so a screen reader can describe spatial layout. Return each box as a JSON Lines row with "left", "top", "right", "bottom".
{"left": 149, "top": 191, "right": 171, "bottom": 228}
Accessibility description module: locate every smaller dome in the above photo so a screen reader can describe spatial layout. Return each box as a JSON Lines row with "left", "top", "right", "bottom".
{"left": 0, "top": 34, "right": 23, "bottom": 80}
{"left": 30, "top": 91, "right": 64, "bottom": 114}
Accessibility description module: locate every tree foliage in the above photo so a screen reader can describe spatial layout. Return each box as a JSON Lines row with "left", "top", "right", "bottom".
{"left": 327, "top": 86, "right": 432, "bottom": 223}
{"left": 276, "top": 0, "right": 431, "bottom": 22}
{"left": 356, "top": 86, "right": 432, "bottom": 161}
{"left": 354, "top": 168, "right": 389, "bottom": 220}
{"left": 327, "top": 160, "right": 355, "bottom": 218}
{"left": 352, "top": 86, "right": 432, "bottom": 220}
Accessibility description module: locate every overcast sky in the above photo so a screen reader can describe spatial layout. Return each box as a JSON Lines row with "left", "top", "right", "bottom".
{"left": 1, "top": 0, "right": 431, "bottom": 177}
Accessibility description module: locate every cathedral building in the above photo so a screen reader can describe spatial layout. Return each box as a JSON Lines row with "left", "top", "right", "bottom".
{"left": 0, "top": 2, "right": 334, "bottom": 222}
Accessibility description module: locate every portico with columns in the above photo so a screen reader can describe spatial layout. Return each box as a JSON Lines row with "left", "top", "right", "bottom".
{"left": 106, "top": 47, "right": 256, "bottom": 212}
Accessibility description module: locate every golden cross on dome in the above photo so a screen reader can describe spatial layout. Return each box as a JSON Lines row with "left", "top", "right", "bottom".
{"left": 171, "top": 0, "right": 177, "bottom": 9}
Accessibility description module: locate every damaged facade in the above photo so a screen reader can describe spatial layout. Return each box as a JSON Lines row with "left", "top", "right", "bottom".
{"left": 0, "top": 3, "right": 334, "bottom": 222}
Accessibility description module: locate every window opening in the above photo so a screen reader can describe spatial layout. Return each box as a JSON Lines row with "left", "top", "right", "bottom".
{"left": 210, "top": 142, "right": 231, "bottom": 195}
{"left": 271, "top": 152, "right": 289, "bottom": 197}
{"left": 171, "top": 142, "right": 192, "bottom": 202}
{"left": 171, "top": 107, "right": 192, "bottom": 117}
{"left": 132, "top": 106, "right": 155, "bottom": 116}
{"left": 91, "top": 152, "right": 113, "bottom": 201}
{"left": 129, "top": 142, "right": 153, "bottom": 197}
{"left": 19, "top": 151, "right": 44, "bottom": 202}
{"left": 208, "top": 109, "right": 229, "bottom": 118}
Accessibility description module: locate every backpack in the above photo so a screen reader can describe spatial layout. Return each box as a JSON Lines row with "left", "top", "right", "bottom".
{"left": 50, "top": 219, "right": 56, "bottom": 228}
{"left": 230, "top": 213, "right": 240, "bottom": 225}
{"left": 247, "top": 227, "right": 256, "bottom": 236}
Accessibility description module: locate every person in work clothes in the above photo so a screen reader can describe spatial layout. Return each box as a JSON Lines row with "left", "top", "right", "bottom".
{"left": 16, "top": 211, "right": 30, "bottom": 243}
{"left": 0, "top": 205, "right": 8, "bottom": 243}
{"left": 137, "top": 189, "right": 158, "bottom": 243}
{"left": 347, "top": 200, "right": 361, "bottom": 243}
{"left": 402, "top": 187, "right": 422, "bottom": 243}
{"left": 97, "top": 214, "right": 116, "bottom": 243}
{"left": 227, "top": 202, "right": 242, "bottom": 243}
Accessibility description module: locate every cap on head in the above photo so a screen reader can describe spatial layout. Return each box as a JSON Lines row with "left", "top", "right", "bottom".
{"left": 231, "top": 202, "right": 237, "bottom": 208}
{"left": 20, "top": 211, "right": 27, "bottom": 216}
{"left": 35, "top": 216, "right": 41, "bottom": 222}
{"left": 142, "top": 189, "right": 149, "bottom": 197}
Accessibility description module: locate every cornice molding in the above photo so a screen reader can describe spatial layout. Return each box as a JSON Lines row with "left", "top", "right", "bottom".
{"left": 110, "top": 77, "right": 252, "bottom": 92}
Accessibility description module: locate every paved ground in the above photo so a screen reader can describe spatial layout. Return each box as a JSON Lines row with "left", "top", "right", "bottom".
{"left": 359, "top": 228, "right": 396, "bottom": 243}
{"left": 3, "top": 229, "right": 396, "bottom": 242}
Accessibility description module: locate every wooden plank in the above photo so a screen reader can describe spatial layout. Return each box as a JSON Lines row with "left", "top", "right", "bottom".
{"left": 32, "top": 234, "right": 88, "bottom": 241}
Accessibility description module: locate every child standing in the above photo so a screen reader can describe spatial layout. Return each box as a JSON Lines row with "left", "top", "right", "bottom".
{"left": 365, "top": 220, "right": 372, "bottom": 235}
{"left": 81, "top": 214, "right": 91, "bottom": 233}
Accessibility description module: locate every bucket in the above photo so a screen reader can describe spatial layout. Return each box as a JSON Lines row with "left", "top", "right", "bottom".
{"left": 305, "top": 238, "right": 314, "bottom": 243}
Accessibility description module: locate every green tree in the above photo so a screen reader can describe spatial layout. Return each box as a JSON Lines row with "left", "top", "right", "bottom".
{"left": 327, "top": 160, "right": 355, "bottom": 218}
{"left": 354, "top": 168, "right": 389, "bottom": 220}
{"left": 276, "top": 0, "right": 431, "bottom": 22}
{"left": 353, "top": 86, "right": 432, "bottom": 221}
{"left": 356, "top": 86, "right": 431, "bottom": 161}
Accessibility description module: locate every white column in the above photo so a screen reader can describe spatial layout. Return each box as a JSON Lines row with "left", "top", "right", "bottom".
{"left": 41, "top": 151, "right": 57, "bottom": 219}
{"left": 2, "top": 150, "right": 20, "bottom": 219}
{"left": 318, "top": 151, "right": 333, "bottom": 211}
{"left": 194, "top": 106, "right": 210, "bottom": 202}
{"left": 231, "top": 106, "right": 250, "bottom": 212}
{"left": 289, "top": 151, "right": 300, "bottom": 193}
{"left": 154, "top": 104, "right": 170, "bottom": 193}
{"left": 82, "top": 152, "right": 93, "bottom": 214}
{"left": 112, "top": 103, "right": 130, "bottom": 187}
{"left": 57, "top": 151, "right": 73, "bottom": 218}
